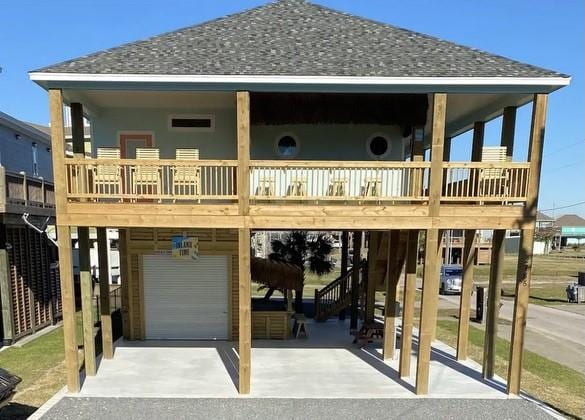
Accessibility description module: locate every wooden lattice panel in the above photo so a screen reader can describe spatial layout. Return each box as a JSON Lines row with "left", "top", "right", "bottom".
{"left": 6, "top": 226, "right": 60, "bottom": 339}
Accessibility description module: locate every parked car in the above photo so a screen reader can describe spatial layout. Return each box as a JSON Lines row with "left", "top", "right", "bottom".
{"left": 440, "top": 264, "right": 463, "bottom": 295}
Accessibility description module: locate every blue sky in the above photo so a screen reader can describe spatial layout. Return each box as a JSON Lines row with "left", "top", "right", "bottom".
{"left": 0, "top": 0, "right": 583, "bottom": 216}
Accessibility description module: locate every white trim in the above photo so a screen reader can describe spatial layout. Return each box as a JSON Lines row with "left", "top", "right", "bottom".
{"left": 274, "top": 132, "right": 300, "bottom": 158}
{"left": 167, "top": 114, "right": 215, "bottom": 132}
{"left": 29, "top": 72, "right": 571, "bottom": 87}
{"left": 366, "top": 133, "right": 392, "bottom": 160}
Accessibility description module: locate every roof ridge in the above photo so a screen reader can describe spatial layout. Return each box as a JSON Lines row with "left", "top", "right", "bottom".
{"left": 31, "top": 0, "right": 568, "bottom": 79}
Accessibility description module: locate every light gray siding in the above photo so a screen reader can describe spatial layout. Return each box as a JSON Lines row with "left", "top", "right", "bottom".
{"left": 91, "top": 106, "right": 407, "bottom": 161}
{"left": 0, "top": 124, "right": 53, "bottom": 181}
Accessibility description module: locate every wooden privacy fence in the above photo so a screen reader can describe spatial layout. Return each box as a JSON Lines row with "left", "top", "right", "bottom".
{"left": 250, "top": 161, "right": 431, "bottom": 202}
{"left": 65, "top": 159, "right": 238, "bottom": 202}
{"left": 442, "top": 162, "right": 530, "bottom": 202}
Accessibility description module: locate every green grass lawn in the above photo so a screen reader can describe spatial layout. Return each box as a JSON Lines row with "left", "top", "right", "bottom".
{"left": 0, "top": 313, "right": 86, "bottom": 419}
{"left": 436, "top": 319, "right": 585, "bottom": 419}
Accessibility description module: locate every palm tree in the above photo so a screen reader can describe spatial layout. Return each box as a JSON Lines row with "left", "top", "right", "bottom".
{"left": 269, "top": 231, "right": 334, "bottom": 313}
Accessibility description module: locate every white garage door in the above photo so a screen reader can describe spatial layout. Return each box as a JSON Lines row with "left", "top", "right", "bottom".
{"left": 143, "top": 254, "right": 228, "bottom": 340}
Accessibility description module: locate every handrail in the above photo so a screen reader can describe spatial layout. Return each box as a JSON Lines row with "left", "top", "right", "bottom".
{"left": 314, "top": 260, "right": 367, "bottom": 321}
{"left": 250, "top": 160, "right": 432, "bottom": 169}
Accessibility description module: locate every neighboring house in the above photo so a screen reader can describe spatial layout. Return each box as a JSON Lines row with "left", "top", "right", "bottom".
{"left": 0, "top": 111, "right": 60, "bottom": 345}
{"left": 555, "top": 214, "right": 585, "bottom": 247}
{"left": 506, "top": 211, "right": 556, "bottom": 255}
{"left": 536, "top": 211, "right": 555, "bottom": 230}
{"left": 29, "top": 0, "right": 569, "bottom": 397}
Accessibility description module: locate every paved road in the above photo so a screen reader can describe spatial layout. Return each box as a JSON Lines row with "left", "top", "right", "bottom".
{"left": 40, "top": 397, "right": 555, "bottom": 420}
{"left": 437, "top": 292, "right": 585, "bottom": 373}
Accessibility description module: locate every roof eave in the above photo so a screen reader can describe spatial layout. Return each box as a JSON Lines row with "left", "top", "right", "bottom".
{"left": 29, "top": 72, "right": 571, "bottom": 94}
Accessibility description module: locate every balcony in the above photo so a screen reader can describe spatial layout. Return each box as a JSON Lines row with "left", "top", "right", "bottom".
{"left": 64, "top": 158, "right": 530, "bottom": 205}
{"left": 0, "top": 167, "right": 55, "bottom": 216}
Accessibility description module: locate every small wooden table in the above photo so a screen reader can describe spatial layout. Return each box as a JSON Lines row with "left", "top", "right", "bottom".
{"left": 353, "top": 321, "right": 384, "bottom": 345}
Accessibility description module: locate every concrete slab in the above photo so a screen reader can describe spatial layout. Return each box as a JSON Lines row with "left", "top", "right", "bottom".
{"left": 76, "top": 319, "right": 509, "bottom": 400}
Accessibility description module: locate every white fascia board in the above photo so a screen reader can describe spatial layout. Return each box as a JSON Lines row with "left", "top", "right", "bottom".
{"left": 29, "top": 72, "right": 571, "bottom": 87}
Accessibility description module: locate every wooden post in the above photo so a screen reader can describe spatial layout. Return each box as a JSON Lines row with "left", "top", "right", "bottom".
{"left": 383, "top": 230, "right": 399, "bottom": 360}
{"left": 0, "top": 248, "right": 14, "bottom": 345}
{"left": 456, "top": 229, "right": 476, "bottom": 360}
{"left": 238, "top": 227, "right": 251, "bottom": 394}
{"left": 118, "top": 229, "right": 131, "bottom": 339}
{"left": 350, "top": 231, "right": 362, "bottom": 331}
{"left": 97, "top": 227, "right": 113, "bottom": 359}
{"left": 50, "top": 89, "right": 80, "bottom": 392}
{"left": 428, "top": 93, "right": 447, "bottom": 216}
{"left": 415, "top": 228, "right": 443, "bottom": 394}
{"left": 365, "top": 231, "right": 380, "bottom": 323}
{"left": 338, "top": 231, "right": 349, "bottom": 320}
{"left": 56, "top": 225, "right": 80, "bottom": 392}
{"left": 484, "top": 229, "right": 505, "bottom": 378}
{"left": 415, "top": 93, "right": 446, "bottom": 395}
{"left": 500, "top": 106, "right": 517, "bottom": 159}
{"left": 508, "top": 94, "right": 548, "bottom": 395}
{"left": 78, "top": 227, "right": 96, "bottom": 376}
{"left": 399, "top": 229, "right": 418, "bottom": 377}
{"left": 237, "top": 92, "right": 250, "bottom": 216}
{"left": 471, "top": 121, "right": 485, "bottom": 162}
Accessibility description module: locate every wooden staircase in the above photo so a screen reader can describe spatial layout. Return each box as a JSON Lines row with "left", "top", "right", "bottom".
{"left": 314, "top": 261, "right": 367, "bottom": 322}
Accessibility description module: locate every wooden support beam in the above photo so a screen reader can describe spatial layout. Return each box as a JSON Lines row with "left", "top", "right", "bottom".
{"left": 484, "top": 229, "right": 505, "bottom": 378}
{"left": 415, "top": 228, "right": 443, "bottom": 395}
{"left": 383, "top": 230, "right": 401, "bottom": 360}
{"left": 350, "top": 231, "right": 362, "bottom": 331}
{"left": 500, "top": 106, "right": 517, "bottom": 158}
{"left": 70, "top": 102, "right": 85, "bottom": 156}
{"left": 0, "top": 248, "right": 14, "bottom": 345}
{"left": 428, "top": 93, "right": 447, "bottom": 216}
{"left": 97, "top": 227, "right": 113, "bottom": 360}
{"left": 78, "top": 226, "right": 96, "bottom": 376}
{"left": 340, "top": 231, "right": 349, "bottom": 277}
{"left": 471, "top": 121, "right": 485, "bottom": 162}
{"left": 238, "top": 227, "right": 251, "bottom": 394}
{"left": 56, "top": 225, "right": 80, "bottom": 392}
{"left": 49, "top": 89, "right": 67, "bottom": 216}
{"left": 365, "top": 231, "right": 380, "bottom": 323}
{"left": 237, "top": 92, "right": 250, "bottom": 216}
{"left": 508, "top": 94, "right": 548, "bottom": 395}
{"left": 399, "top": 229, "right": 418, "bottom": 377}
{"left": 456, "top": 229, "right": 476, "bottom": 361}
{"left": 443, "top": 137, "right": 451, "bottom": 162}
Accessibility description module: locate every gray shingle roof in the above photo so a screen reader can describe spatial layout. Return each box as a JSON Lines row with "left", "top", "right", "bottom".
{"left": 555, "top": 214, "right": 585, "bottom": 227}
{"left": 34, "top": 0, "right": 567, "bottom": 78}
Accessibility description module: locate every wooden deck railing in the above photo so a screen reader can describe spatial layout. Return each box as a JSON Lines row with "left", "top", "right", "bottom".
{"left": 64, "top": 159, "right": 238, "bottom": 202}
{"left": 442, "top": 162, "right": 530, "bottom": 202}
{"left": 0, "top": 167, "right": 55, "bottom": 210}
{"left": 250, "top": 160, "right": 431, "bottom": 202}
{"left": 62, "top": 158, "right": 531, "bottom": 205}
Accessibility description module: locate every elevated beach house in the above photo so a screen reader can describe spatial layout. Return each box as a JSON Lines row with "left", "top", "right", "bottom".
{"left": 29, "top": 0, "right": 569, "bottom": 396}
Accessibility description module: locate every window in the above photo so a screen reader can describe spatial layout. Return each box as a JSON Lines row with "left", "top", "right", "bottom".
{"left": 32, "top": 142, "right": 38, "bottom": 176}
{"left": 168, "top": 114, "right": 214, "bottom": 132}
{"left": 366, "top": 134, "right": 391, "bottom": 159}
{"left": 275, "top": 134, "right": 299, "bottom": 158}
